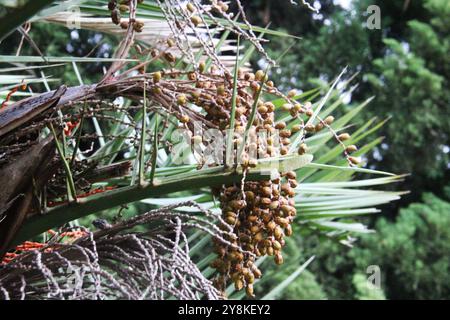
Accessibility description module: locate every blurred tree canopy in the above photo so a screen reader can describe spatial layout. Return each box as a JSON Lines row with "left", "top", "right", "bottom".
{"left": 352, "top": 191, "right": 450, "bottom": 299}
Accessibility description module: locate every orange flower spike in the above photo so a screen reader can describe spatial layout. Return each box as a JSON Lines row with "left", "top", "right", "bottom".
{"left": 47, "top": 200, "right": 66, "bottom": 207}
{"left": 63, "top": 121, "right": 73, "bottom": 135}
{"left": 1, "top": 81, "right": 27, "bottom": 109}
{"left": 2, "top": 252, "right": 19, "bottom": 264}
{"left": 16, "top": 241, "right": 44, "bottom": 251}
{"left": 4, "top": 252, "right": 18, "bottom": 259}
{"left": 63, "top": 120, "right": 79, "bottom": 136}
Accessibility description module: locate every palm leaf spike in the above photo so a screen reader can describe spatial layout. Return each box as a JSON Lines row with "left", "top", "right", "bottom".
{"left": 149, "top": 111, "right": 158, "bottom": 185}
{"left": 139, "top": 80, "right": 148, "bottom": 186}
{"left": 49, "top": 123, "right": 77, "bottom": 202}
{"left": 225, "top": 35, "right": 240, "bottom": 167}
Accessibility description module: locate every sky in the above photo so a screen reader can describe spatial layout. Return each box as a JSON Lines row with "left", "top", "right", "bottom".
{"left": 334, "top": 0, "right": 352, "bottom": 10}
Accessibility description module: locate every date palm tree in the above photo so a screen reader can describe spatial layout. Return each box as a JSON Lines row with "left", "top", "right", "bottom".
{"left": 0, "top": 0, "right": 404, "bottom": 300}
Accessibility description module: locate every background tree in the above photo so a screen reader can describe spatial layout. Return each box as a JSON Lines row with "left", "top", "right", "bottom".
{"left": 352, "top": 190, "right": 450, "bottom": 299}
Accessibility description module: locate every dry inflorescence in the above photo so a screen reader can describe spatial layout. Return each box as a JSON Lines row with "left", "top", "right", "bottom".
{"left": 0, "top": 202, "right": 227, "bottom": 300}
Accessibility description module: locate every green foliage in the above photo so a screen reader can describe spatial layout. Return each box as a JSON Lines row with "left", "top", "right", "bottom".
{"left": 0, "top": 21, "right": 117, "bottom": 87}
{"left": 351, "top": 192, "right": 450, "bottom": 299}
{"left": 243, "top": 0, "right": 450, "bottom": 300}
{"left": 366, "top": 34, "right": 446, "bottom": 179}
{"left": 291, "top": 234, "right": 356, "bottom": 299}
{"left": 365, "top": 1, "right": 449, "bottom": 180}
{"left": 251, "top": 237, "right": 326, "bottom": 300}
{"left": 270, "top": 190, "right": 450, "bottom": 300}
{"left": 242, "top": 1, "right": 450, "bottom": 298}
{"left": 0, "top": 0, "right": 55, "bottom": 42}
{"left": 267, "top": 269, "right": 327, "bottom": 300}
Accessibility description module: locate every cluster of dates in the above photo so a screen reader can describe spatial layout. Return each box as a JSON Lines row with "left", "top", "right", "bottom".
{"left": 108, "top": 0, "right": 145, "bottom": 32}
{"left": 145, "top": 63, "right": 358, "bottom": 297}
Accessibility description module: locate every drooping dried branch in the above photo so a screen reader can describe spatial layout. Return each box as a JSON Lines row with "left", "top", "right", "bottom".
{"left": 0, "top": 202, "right": 229, "bottom": 300}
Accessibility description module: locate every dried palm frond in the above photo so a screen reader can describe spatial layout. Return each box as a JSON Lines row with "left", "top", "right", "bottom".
{"left": 0, "top": 202, "right": 230, "bottom": 300}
